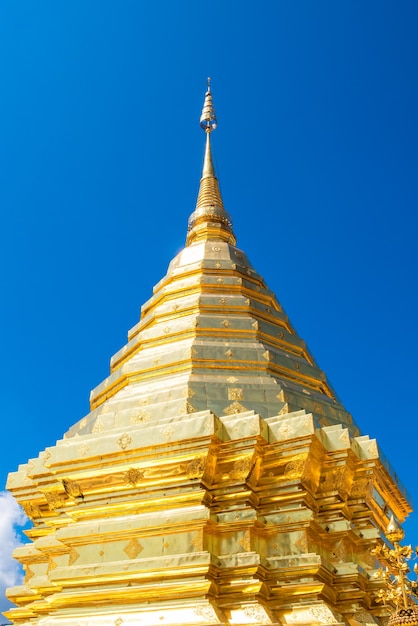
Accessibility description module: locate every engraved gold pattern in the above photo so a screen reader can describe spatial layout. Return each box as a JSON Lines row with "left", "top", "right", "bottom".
{"left": 117, "top": 433, "right": 132, "bottom": 450}
{"left": 43, "top": 489, "right": 65, "bottom": 510}
{"left": 69, "top": 548, "right": 80, "bottom": 565}
{"left": 124, "top": 538, "right": 143, "bottom": 559}
{"left": 228, "top": 387, "right": 243, "bottom": 401}
{"left": 78, "top": 442, "right": 89, "bottom": 457}
{"left": 239, "top": 529, "right": 251, "bottom": 551}
{"left": 48, "top": 557, "right": 57, "bottom": 572}
{"left": 224, "top": 401, "right": 248, "bottom": 415}
{"left": 231, "top": 457, "right": 252, "bottom": 479}
{"left": 62, "top": 478, "right": 83, "bottom": 499}
{"left": 123, "top": 468, "right": 145, "bottom": 486}
{"left": 130, "top": 409, "right": 151, "bottom": 423}
{"left": 191, "top": 530, "right": 204, "bottom": 551}
{"left": 92, "top": 417, "right": 104, "bottom": 433}
{"left": 284, "top": 453, "right": 307, "bottom": 479}
{"left": 187, "top": 456, "right": 205, "bottom": 479}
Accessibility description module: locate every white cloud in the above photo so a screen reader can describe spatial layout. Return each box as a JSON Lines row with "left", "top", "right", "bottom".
{"left": 0, "top": 491, "right": 28, "bottom": 620}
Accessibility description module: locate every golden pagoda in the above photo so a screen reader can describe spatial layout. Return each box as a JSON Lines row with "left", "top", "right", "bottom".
{"left": 5, "top": 82, "right": 412, "bottom": 626}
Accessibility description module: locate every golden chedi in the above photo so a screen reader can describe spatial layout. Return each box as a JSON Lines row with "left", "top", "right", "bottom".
{"left": 5, "top": 81, "right": 412, "bottom": 626}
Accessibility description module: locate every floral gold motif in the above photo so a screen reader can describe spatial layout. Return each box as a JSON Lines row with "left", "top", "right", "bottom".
{"left": 223, "top": 401, "right": 248, "bottom": 415}
{"left": 228, "top": 387, "right": 243, "bottom": 401}
{"left": 117, "top": 433, "right": 132, "bottom": 450}
{"left": 284, "top": 453, "right": 308, "bottom": 480}
{"left": 187, "top": 456, "right": 205, "bottom": 479}
{"left": 43, "top": 489, "right": 65, "bottom": 510}
{"left": 123, "top": 468, "right": 145, "bottom": 486}
{"left": 92, "top": 417, "right": 104, "bottom": 433}
{"left": 124, "top": 538, "right": 143, "bottom": 559}
{"left": 130, "top": 408, "right": 151, "bottom": 423}
{"left": 231, "top": 457, "right": 252, "bottom": 480}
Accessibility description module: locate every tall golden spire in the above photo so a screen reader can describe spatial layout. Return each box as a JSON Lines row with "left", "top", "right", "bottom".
{"left": 187, "top": 78, "right": 236, "bottom": 246}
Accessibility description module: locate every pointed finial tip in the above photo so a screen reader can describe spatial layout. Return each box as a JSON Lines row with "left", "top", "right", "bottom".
{"left": 200, "top": 77, "right": 217, "bottom": 132}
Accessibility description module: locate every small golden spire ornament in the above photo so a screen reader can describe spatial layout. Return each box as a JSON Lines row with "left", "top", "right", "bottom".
{"left": 372, "top": 515, "right": 418, "bottom": 626}
{"left": 186, "top": 79, "right": 235, "bottom": 246}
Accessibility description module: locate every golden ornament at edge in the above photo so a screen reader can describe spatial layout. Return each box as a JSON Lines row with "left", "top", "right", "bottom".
{"left": 123, "top": 467, "right": 145, "bottom": 486}
{"left": 62, "top": 478, "right": 84, "bottom": 499}
{"left": 187, "top": 456, "right": 205, "bottom": 479}
{"left": 284, "top": 453, "right": 308, "bottom": 480}
{"left": 231, "top": 457, "right": 252, "bottom": 480}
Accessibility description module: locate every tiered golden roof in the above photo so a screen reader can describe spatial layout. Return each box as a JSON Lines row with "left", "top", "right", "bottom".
{"left": 5, "top": 82, "right": 412, "bottom": 626}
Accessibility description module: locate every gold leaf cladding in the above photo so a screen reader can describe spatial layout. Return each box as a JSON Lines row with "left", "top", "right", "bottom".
{"left": 294, "top": 531, "right": 308, "bottom": 553}
{"left": 319, "top": 467, "right": 346, "bottom": 494}
{"left": 191, "top": 530, "right": 204, "bottom": 551}
{"left": 124, "top": 538, "right": 143, "bottom": 559}
{"left": 223, "top": 401, "right": 248, "bottom": 415}
{"left": 313, "top": 401, "right": 325, "bottom": 416}
{"left": 62, "top": 478, "right": 83, "bottom": 499}
{"left": 117, "top": 433, "right": 132, "bottom": 450}
{"left": 309, "top": 605, "right": 336, "bottom": 624}
{"left": 162, "top": 426, "right": 174, "bottom": 441}
{"left": 43, "top": 450, "right": 52, "bottom": 464}
{"left": 354, "top": 610, "right": 378, "bottom": 626}
{"left": 78, "top": 443, "right": 89, "bottom": 458}
{"left": 228, "top": 388, "right": 243, "bottom": 401}
{"left": 239, "top": 529, "right": 251, "bottom": 551}
{"left": 25, "top": 565, "right": 35, "bottom": 582}
{"left": 43, "top": 490, "right": 65, "bottom": 510}
{"left": 331, "top": 539, "right": 347, "bottom": 563}
{"left": 187, "top": 456, "right": 205, "bottom": 479}
{"left": 92, "top": 417, "right": 104, "bottom": 433}
{"left": 284, "top": 453, "right": 308, "bottom": 480}
{"left": 69, "top": 548, "right": 80, "bottom": 565}
{"left": 351, "top": 478, "right": 371, "bottom": 499}
{"left": 47, "top": 557, "right": 57, "bottom": 573}
{"left": 180, "top": 400, "right": 195, "bottom": 415}
{"left": 123, "top": 468, "right": 144, "bottom": 486}
{"left": 130, "top": 408, "right": 151, "bottom": 424}
{"left": 231, "top": 457, "right": 252, "bottom": 480}
{"left": 194, "top": 606, "right": 216, "bottom": 620}
{"left": 243, "top": 606, "right": 268, "bottom": 621}
{"left": 21, "top": 500, "right": 41, "bottom": 519}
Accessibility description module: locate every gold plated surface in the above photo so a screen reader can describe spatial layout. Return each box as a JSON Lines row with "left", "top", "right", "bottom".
{"left": 5, "top": 82, "right": 412, "bottom": 626}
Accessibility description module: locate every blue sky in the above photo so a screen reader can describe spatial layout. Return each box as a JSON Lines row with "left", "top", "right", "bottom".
{"left": 1, "top": 0, "right": 418, "bottom": 617}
